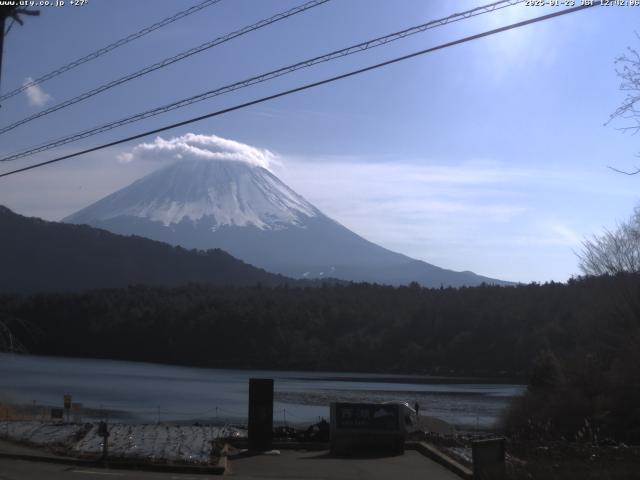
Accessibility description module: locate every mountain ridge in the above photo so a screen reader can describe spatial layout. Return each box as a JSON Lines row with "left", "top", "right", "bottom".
{"left": 0, "top": 205, "right": 298, "bottom": 293}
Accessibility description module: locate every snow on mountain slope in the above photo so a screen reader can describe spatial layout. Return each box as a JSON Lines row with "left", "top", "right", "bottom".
{"left": 68, "top": 160, "right": 318, "bottom": 230}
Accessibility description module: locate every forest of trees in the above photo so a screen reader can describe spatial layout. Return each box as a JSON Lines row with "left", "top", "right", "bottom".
{"left": 0, "top": 274, "right": 633, "bottom": 376}
{"left": 0, "top": 282, "right": 552, "bottom": 374}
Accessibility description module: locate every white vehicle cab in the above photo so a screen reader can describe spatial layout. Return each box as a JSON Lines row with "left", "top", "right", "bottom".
{"left": 382, "top": 401, "right": 418, "bottom": 433}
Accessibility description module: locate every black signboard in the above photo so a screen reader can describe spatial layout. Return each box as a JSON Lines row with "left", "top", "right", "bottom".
{"left": 248, "top": 378, "right": 274, "bottom": 451}
{"left": 51, "top": 408, "right": 64, "bottom": 419}
{"left": 334, "top": 403, "right": 399, "bottom": 431}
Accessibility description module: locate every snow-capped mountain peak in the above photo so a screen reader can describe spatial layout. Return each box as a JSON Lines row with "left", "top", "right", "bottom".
{"left": 67, "top": 159, "right": 319, "bottom": 231}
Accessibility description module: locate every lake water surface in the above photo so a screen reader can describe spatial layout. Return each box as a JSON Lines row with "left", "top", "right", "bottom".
{"left": 0, "top": 353, "right": 524, "bottom": 429}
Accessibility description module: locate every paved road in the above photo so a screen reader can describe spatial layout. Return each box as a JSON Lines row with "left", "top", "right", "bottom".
{"left": 0, "top": 449, "right": 461, "bottom": 480}
{"left": 0, "top": 458, "right": 216, "bottom": 480}
{"left": 0, "top": 439, "right": 68, "bottom": 457}
{"left": 227, "top": 449, "right": 461, "bottom": 480}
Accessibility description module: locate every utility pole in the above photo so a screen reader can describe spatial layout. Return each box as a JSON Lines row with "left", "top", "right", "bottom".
{"left": 0, "top": 10, "right": 8, "bottom": 94}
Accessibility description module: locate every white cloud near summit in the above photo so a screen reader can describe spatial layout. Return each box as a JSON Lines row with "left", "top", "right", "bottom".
{"left": 117, "top": 133, "right": 277, "bottom": 170}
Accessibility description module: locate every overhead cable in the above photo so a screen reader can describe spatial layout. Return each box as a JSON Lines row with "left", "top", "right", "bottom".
{"left": 0, "top": 0, "right": 223, "bottom": 102}
{"left": 0, "top": 3, "right": 597, "bottom": 179}
{"left": 0, "top": 0, "right": 524, "bottom": 157}
{"left": 0, "top": 0, "right": 330, "bottom": 135}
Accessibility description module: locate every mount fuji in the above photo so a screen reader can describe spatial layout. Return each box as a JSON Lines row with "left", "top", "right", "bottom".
{"left": 65, "top": 159, "right": 508, "bottom": 287}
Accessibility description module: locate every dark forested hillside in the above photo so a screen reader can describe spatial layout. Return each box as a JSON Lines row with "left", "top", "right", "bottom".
{"left": 0, "top": 205, "right": 294, "bottom": 292}
{"left": 2, "top": 274, "right": 637, "bottom": 379}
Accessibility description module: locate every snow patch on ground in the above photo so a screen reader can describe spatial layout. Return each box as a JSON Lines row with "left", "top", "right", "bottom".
{"left": 0, "top": 421, "right": 83, "bottom": 446}
{"left": 446, "top": 446, "right": 473, "bottom": 465}
{"left": 0, "top": 421, "right": 244, "bottom": 464}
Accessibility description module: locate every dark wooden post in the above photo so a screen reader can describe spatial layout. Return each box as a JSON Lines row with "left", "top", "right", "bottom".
{"left": 98, "top": 421, "right": 109, "bottom": 460}
{"left": 472, "top": 437, "right": 506, "bottom": 480}
{"left": 248, "top": 378, "right": 273, "bottom": 451}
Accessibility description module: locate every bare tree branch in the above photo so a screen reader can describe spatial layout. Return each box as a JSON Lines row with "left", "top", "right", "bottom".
{"left": 608, "top": 33, "right": 640, "bottom": 173}
{"left": 607, "top": 165, "right": 640, "bottom": 175}
{"left": 579, "top": 206, "right": 640, "bottom": 275}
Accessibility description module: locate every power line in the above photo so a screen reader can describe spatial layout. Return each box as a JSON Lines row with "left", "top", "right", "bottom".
{"left": 0, "top": 0, "right": 223, "bottom": 103}
{"left": 0, "top": 0, "right": 330, "bottom": 136}
{"left": 0, "top": 0, "right": 525, "bottom": 161}
{"left": 0, "top": 3, "right": 597, "bottom": 180}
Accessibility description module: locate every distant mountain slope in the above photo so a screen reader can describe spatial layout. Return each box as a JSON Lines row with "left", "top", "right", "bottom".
{"left": 0, "top": 206, "right": 293, "bottom": 293}
{"left": 65, "top": 159, "right": 510, "bottom": 287}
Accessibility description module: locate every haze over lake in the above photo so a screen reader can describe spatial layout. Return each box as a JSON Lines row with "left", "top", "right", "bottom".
{"left": 0, "top": 353, "right": 523, "bottom": 429}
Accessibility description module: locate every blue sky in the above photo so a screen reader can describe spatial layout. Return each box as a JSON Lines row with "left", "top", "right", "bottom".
{"left": 0, "top": 0, "right": 638, "bottom": 283}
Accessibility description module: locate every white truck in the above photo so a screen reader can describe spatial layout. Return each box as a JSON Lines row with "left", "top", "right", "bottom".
{"left": 329, "top": 401, "right": 417, "bottom": 456}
